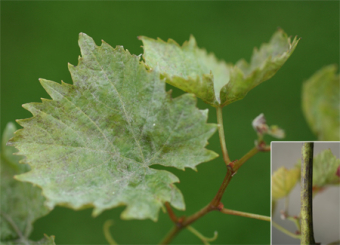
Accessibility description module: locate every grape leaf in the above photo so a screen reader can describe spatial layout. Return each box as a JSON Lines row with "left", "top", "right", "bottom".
{"left": 1, "top": 123, "right": 51, "bottom": 242}
{"left": 296, "top": 149, "right": 340, "bottom": 188}
{"left": 0, "top": 234, "right": 55, "bottom": 245}
{"left": 139, "top": 29, "right": 299, "bottom": 107}
{"left": 8, "top": 33, "right": 218, "bottom": 221}
{"left": 272, "top": 166, "right": 300, "bottom": 200}
{"left": 302, "top": 65, "right": 340, "bottom": 140}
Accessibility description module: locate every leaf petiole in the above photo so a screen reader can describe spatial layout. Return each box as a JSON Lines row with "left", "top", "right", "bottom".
{"left": 232, "top": 147, "right": 259, "bottom": 172}
{"left": 287, "top": 216, "right": 301, "bottom": 232}
{"left": 220, "top": 208, "right": 270, "bottom": 222}
{"left": 216, "top": 106, "right": 230, "bottom": 165}
{"left": 273, "top": 221, "right": 301, "bottom": 239}
{"left": 165, "top": 202, "right": 178, "bottom": 223}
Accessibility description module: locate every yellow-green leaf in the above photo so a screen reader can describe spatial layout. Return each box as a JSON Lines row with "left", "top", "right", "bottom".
{"left": 139, "top": 29, "right": 299, "bottom": 107}
{"left": 296, "top": 149, "right": 340, "bottom": 188}
{"left": 272, "top": 166, "right": 300, "bottom": 200}
{"left": 302, "top": 65, "right": 340, "bottom": 141}
{"left": 1, "top": 123, "right": 51, "bottom": 242}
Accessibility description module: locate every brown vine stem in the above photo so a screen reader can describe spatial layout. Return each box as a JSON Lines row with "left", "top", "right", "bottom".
{"left": 300, "top": 142, "right": 316, "bottom": 245}
{"left": 159, "top": 107, "right": 264, "bottom": 244}
{"left": 232, "top": 147, "right": 259, "bottom": 172}
{"left": 165, "top": 202, "right": 178, "bottom": 223}
{"left": 216, "top": 106, "right": 230, "bottom": 165}
{"left": 159, "top": 166, "right": 234, "bottom": 245}
{"left": 221, "top": 208, "right": 270, "bottom": 222}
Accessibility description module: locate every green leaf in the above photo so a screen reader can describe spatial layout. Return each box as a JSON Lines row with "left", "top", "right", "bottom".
{"left": 8, "top": 33, "right": 218, "bottom": 221}
{"left": 139, "top": 29, "right": 299, "bottom": 107}
{"left": 296, "top": 149, "right": 340, "bottom": 188}
{"left": 302, "top": 65, "right": 340, "bottom": 141}
{"left": 0, "top": 234, "right": 55, "bottom": 245}
{"left": 1, "top": 123, "right": 50, "bottom": 242}
{"left": 272, "top": 166, "right": 300, "bottom": 200}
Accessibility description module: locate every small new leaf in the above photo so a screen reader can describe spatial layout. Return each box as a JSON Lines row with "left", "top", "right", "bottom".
{"left": 139, "top": 29, "right": 299, "bottom": 107}
{"left": 252, "top": 113, "right": 285, "bottom": 139}
{"left": 272, "top": 167, "right": 300, "bottom": 200}
{"left": 0, "top": 123, "right": 50, "bottom": 242}
{"left": 8, "top": 33, "right": 218, "bottom": 221}
{"left": 302, "top": 65, "right": 340, "bottom": 140}
{"left": 296, "top": 149, "right": 340, "bottom": 188}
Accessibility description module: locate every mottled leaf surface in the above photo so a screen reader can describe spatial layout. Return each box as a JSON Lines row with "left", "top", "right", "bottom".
{"left": 302, "top": 65, "right": 340, "bottom": 140}
{"left": 9, "top": 33, "right": 218, "bottom": 221}
{"left": 296, "top": 149, "right": 340, "bottom": 188}
{"left": 0, "top": 123, "right": 50, "bottom": 242}
{"left": 272, "top": 167, "right": 300, "bottom": 200}
{"left": 139, "top": 29, "right": 299, "bottom": 107}
{"left": 0, "top": 234, "right": 55, "bottom": 245}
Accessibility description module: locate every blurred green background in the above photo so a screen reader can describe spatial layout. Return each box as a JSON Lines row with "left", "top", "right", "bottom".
{"left": 1, "top": 1, "right": 338, "bottom": 244}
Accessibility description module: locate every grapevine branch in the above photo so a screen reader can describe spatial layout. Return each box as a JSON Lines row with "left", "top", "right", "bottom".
{"left": 159, "top": 106, "right": 269, "bottom": 244}
{"left": 232, "top": 147, "right": 259, "bottom": 172}
{"left": 159, "top": 166, "right": 234, "bottom": 244}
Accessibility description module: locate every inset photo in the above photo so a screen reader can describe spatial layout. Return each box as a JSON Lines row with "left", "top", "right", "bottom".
{"left": 271, "top": 142, "right": 340, "bottom": 245}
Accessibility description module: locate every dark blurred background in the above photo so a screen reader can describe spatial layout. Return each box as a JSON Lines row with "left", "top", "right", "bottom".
{"left": 1, "top": 1, "right": 339, "bottom": 244}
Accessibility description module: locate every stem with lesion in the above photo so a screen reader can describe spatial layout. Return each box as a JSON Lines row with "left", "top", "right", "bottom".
{"left": 300, "top": 142, "right": 316, "bottom": 245}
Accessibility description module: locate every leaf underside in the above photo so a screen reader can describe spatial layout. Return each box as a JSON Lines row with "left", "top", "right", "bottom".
{"left": 296, "top": 149, "right": 340, "bottom": 188}
{"left": 139, "top": 29, "right": 299, "bottom": 107}
{"left": 272, "top": 166, "right": 300, "bottom": 200}
{"left": 9, "top": 33, "right": 218, "bottom": 221}
{"left": 302, "top": 65, "right": 340, "bottom": 141}
{"left": 0, "top": 123, "right": 50, "bottom": 242}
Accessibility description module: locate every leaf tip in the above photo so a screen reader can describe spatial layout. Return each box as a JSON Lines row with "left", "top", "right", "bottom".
{"left": 78, "top": 32, "right": 89, "bottom": 39}
{"left": 68, "top": 62, "right": 75, "bottom": 70}
{"left": 21, "top": 103, "right": 30, "bottom": 110}
{"left": 14, "top": 173, "right": 25, "bottom": 181}
{"left": 38, "top": 78, "right": 49, "bottom": 85}
{"left": 92, "top": 207, "right": 102, "bottom": 217}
